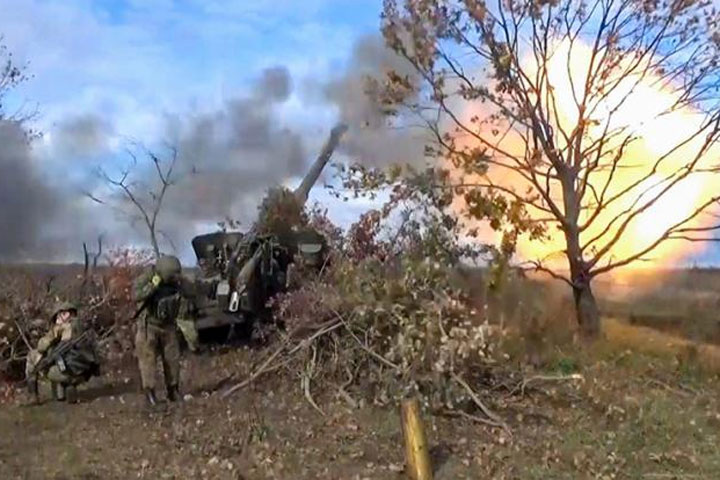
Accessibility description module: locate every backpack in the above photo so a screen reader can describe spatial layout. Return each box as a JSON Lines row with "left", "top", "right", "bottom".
{"left": 62, "top": 341, "right": 101, "bottom": 378}
{"left": 47, "top": 332, "right": 101, "bottom": 379}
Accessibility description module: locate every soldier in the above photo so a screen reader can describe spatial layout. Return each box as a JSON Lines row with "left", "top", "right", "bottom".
{"left": 134, "top": 254, "right": 191, "bottom": 407}
{"left": 25, "top": 301, "right": 100, "bottom": 404}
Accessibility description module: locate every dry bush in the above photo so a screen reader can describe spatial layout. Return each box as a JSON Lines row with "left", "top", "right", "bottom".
{"left": 306, "top": 203, "right": 344, "bottom": 251}
{"left": 0, "top": 268, "right": 63, "bottom": 382}
{"left": 259, "top": 206, "right": 512, "bottom": 425}
{"left": 91, "top": 247, "right": 154, "bottom": 360}
{"left": 274, "top": 255, "right": 497, "bottom": 410}
{"left": 210, "top": 150, "right": 581, "bottom": 429}
{"left": 0, "top": 246, "right": 151, "bottom": 395}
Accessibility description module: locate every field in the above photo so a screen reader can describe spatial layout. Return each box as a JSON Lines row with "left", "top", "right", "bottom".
{"left": 595, "top": 268, "right": 720, "bottom": 345}
{"left": 1, "top": 264, "right": 720, "bottom": 479}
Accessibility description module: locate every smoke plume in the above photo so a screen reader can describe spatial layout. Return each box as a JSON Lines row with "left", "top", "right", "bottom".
{"left": 159, "top": 65, "right": 308, "bottom": 237}
{"left": 55, "top": 114, "right": 114, "bottom": 158}
{"left": 324, "top": 34, "right": 427, "bottom": 167}
{"left": 0, "top": 120, "right": 59, "bottom": 261}
{"left": 0, "top": 35, "right": 433, "bottom": 262}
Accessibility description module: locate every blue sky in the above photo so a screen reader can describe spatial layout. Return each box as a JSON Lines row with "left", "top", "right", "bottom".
{"left": 2, "top": 0, "right": 381, "bottom": 139}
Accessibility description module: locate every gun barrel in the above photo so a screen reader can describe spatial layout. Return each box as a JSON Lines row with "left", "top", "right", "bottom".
{"left": 293, "top": 123, "right": 348, "bottom": 205}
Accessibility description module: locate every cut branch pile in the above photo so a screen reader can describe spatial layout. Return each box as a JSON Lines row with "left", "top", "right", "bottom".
{"left": 0, "top": 247, "right": 150, "bottom": 389}
{"left": 221, "top": 247, "right": 510, "bottom": 430}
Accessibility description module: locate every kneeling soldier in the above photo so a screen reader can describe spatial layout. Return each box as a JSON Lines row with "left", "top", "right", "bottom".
{"left": 25, "top": 302, "right": 100, "bottom": 403}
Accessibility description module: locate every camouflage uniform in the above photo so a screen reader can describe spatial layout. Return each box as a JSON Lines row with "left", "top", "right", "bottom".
{"left": 25, "top": 302, "right": 99, "bottom": 403}
{"left": 176, "top": 316, "right": 200, "bottom": 352}
{"left": 134, "top": 255, "right": 192, "bottom": 406}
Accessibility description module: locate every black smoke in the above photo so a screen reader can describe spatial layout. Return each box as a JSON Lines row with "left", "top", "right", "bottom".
{"left": 158, "top": 65, "right": 308, "bottom": 238}
{"left": 0, "top": 120, "right": 59, "bottom": 260}
{"left": 323, "top": 34, "right": 427, "bottom": 167}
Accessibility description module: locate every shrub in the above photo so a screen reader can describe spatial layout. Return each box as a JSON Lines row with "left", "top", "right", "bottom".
{"left": 0, "top": 246, "right": 152, "bottom": 395}
{"left": 270, "top": 206, "right": 501, "bottom": 415}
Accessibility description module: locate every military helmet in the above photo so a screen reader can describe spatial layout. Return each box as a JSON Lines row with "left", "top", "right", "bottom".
{"left": 51, "top": 301, "right": 78, "bottom": 321}
{"left": 156, "top": 255, "right": 182, "bottom": 281}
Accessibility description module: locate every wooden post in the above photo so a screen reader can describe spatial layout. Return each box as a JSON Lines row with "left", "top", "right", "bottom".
{"left": 401, "top": 397, "right": 433, "bottom": 480}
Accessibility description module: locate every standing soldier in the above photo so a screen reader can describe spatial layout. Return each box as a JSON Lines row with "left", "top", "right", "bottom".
{"left": 25, "top": 301, "right": 100, "bottom": 404}
{"left": 133, "top": 255, "right": 190, "bottom": 407}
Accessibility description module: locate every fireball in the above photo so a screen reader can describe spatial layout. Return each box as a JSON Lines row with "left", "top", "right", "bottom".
{"left": 453, "top": 38, "right": 719, "bottom": 275}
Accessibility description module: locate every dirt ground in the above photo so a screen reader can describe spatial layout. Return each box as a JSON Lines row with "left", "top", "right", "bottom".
{"left": 3, "top": 323, "right": 720, "bottom": 480}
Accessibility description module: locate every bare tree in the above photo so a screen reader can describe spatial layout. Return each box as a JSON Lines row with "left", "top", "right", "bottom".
{"left": 86, "top": 144, "right": 180, "bottom": 259}
{"left": 0, "top": 35, "right": 38, "bottom": 134}
{"left": 379, "top": 0, "right": 720, "bottom": 338}
{"left": 0, "top": 36, "right": 27, "bottom": 118}
{"left": 82, "top": 234, "right": 104, "bottom": 277}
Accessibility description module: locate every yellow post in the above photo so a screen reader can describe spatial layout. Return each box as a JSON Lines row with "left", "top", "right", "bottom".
{"left": 401, "top": 397, "right": 434, "bottom": 480}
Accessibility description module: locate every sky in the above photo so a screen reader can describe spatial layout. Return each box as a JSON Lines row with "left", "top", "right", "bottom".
{"left": 0, "top": 0, "right": 416, "bottom": 263}
{"left": 0, "top": 0, "right": 718, "bottom": 267}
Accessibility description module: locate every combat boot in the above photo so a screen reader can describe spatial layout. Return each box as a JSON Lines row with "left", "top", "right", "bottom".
{"left": 51, "top": 382, "right": 66, "bottom": 402}
{"left": 167, "top": 384, "right": 181, "bottom": 402}
{"left": 144, "top": 388, "right": 158, "bottom": 407}
{"left": 21, "top": 380, "right": 40, "bottom": 406}
{"left": 65, "top": 385, "right": 78, "bottom": 404}
{"left": 26, "top": 378, "right": 38, "bottom": 398}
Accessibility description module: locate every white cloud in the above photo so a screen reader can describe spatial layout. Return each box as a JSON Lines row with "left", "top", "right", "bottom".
{"left": 0, "top": 0, "right": 367, "bottom": 139}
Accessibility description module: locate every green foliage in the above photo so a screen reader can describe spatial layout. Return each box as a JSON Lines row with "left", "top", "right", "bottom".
{"left": 256, "top": 187, "right": 308, "bottom": 236}
{"left": 555, "top": 357, "right": 579, "bottom": 375}
{"left": 332, "top": 159, "right": 539, "bottom": 268}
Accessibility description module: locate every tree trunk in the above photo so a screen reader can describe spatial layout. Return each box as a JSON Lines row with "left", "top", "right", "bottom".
{"left": 558, "top": 168, "right": 601, "bottom": 340}
{"left": 564, "top": 236, "right": 601, "bottom": 340}
{"left": 572, "top": 278, "right": 600, "bottom": 339}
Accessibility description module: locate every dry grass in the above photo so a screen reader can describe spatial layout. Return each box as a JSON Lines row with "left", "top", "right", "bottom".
{"left": 4, "top": 317, "right": 720, "bottom": 479}
{"left": 603, "top": 317, "right": 720, "bottom": 374}
{"left": 596, "top": 268, "right": 720, "bottom": 345}
{"left": 3, "top": 262, "right": 720, "bottom": 478}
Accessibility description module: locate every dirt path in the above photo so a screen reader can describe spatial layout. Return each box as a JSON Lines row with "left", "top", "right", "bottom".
{"left": 0, "top": 350, "right": 478, "bottom": 480}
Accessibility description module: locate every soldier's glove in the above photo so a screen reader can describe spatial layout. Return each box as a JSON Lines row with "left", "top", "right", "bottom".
{"left": 151, "top": 274, "right": 162, "bottom": 287}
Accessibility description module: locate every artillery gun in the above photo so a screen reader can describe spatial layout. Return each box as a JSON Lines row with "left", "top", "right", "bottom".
{"left": 189, "top": 123, "right": 348, "bottom": 337}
